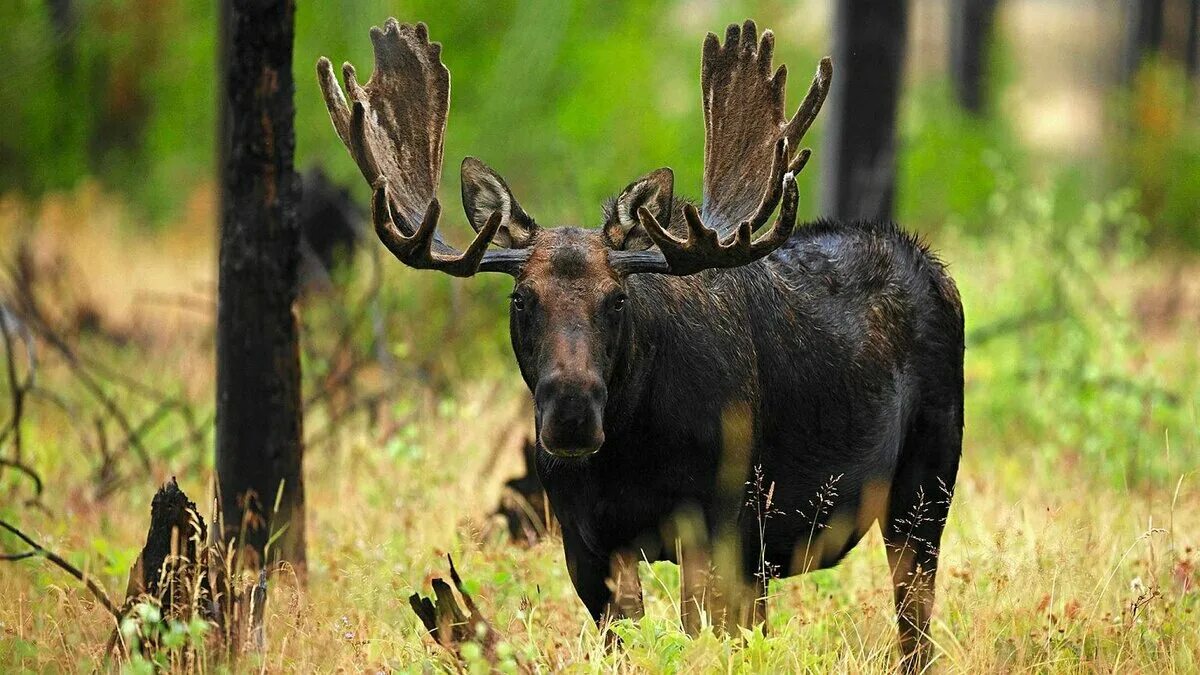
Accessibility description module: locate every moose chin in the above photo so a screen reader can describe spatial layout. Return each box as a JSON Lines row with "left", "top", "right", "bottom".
{"left": 319, "top": 16, "right": 963, "bottom": 673}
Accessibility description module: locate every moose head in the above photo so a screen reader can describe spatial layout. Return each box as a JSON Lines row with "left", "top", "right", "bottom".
{"left": 318, "top": 19, "right": 830, "bottom": 458}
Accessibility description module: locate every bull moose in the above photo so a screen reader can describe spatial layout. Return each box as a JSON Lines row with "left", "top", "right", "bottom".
{"left": 318, "top": 17, "right": 963, "bottom": 670}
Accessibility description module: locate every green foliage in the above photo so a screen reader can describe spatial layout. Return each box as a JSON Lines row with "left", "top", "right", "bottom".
{"left": 897, "top": 81, "right": 1024, "bottom": 232}
{"left": 0, "top": 0, "right": 218, "bottom": 219}
{"left": 1115, "top": 58, "right": 1200, "bottom": 249}
{"left": 0, "top": 0, "right": 93, "bottom": 192}
{"left": 958, "top": 173, "right": 1197, "bottom": 486}
{"left": 119, "top": 601, "right": 211, "bottom": 672}
{"left": 2, "top": 0, "right": 1198, "bottom": 247}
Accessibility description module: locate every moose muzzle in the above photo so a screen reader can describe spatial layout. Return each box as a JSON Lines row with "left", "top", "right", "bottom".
{"left": 535, "top": 372, "right": 607, "bottom": 458}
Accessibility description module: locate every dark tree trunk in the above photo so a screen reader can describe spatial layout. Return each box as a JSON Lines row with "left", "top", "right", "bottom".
{"left": 820, "top": 0, "right": 909, "bottom": 222}
{"left": 949, "top": 0, "right": 999, "bottom": 114}
{"left": 44, "top": 0, "right": 76, "bottom": 75}
{"left": 1123, "top": 0, "right": 1165, "bottom": 82}
{"left": 216, "top": 0, "right": 305, "bottom": 573}
{"left": 1187, "top": 0, "right": 1199, "bottom": 78}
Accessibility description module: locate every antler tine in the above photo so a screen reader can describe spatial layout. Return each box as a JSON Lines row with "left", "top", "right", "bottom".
{"left": 699, "top": 17, "right": 830, "bottom": 234}
{"left": 751, "top": 171, "right": 799, "bottom": 254}
{"left": 629, "top": 168, "right": 797, "bottom": 278}
{"left": 371, "top": 178, "right": 520, "bottom": 278}
{"left": 316, "top": 57, "right": 351, "bottom": 148}
{"left": 782, "top": 57, "right": 833, "bottom": 151}
{"left": 738, "top": 136, "right": 789, "bottom": 236}
{"left": 349, "top": 101, "right": 385, "bottom": 203}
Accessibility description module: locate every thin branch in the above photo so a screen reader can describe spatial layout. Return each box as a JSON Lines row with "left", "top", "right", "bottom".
{"left": 0, "top": 518, "right": 120, "bottom": 618}
{"left": 305, "top": 382, "right": 407, "bottom": 449}
{"left": 2, "top": 262, "right": 153, "bottom": 473}
{"left": 0, "top": 457, "right": 44, "bottom": 501}
{"left": 0, "top": 305, "right": 33, "bottom": 459}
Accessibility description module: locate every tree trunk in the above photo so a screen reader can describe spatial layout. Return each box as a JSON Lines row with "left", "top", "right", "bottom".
{"left": 1187, "top": 0, "right": 1199, "bottom": 78}
{"left": 949, "top": 0, "right": 999, "bottom": 115}
{"left": 44, "top": 0, "right": 76, "bottom": 75}
{"left": 216, "top": 0, "right": 305, "bottom": 574}
{"left": 820, "top": 0, "right": 909, "bottom": 222}
{"left": 1123, "top": 0, "right": 1165, "bottom": 83}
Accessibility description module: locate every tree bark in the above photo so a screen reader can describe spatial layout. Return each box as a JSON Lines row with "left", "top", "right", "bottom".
{"left": 820, "top": 0, "right": 909, "bottom": 222}
{"left": 949, "top": 0, "right": 999, "bottom": 115}
{"left": 216, "top": 0, "right": 305, "bottom": 574}
{"left": 1123, "top": 0, "right": 1165, "bottom": 83}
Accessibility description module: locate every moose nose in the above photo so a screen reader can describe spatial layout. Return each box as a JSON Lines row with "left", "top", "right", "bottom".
{"left": 535, "top": 373, "right": 606, "bottom": 458}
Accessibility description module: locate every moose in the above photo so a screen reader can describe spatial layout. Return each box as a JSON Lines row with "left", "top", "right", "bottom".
{"left": 318, "top": 18, "right": 963, "bottom": 670}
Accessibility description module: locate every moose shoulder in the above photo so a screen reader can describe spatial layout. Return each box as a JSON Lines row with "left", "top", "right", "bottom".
{"left": 319, "top": 17, "right": 963, "bottom": 672}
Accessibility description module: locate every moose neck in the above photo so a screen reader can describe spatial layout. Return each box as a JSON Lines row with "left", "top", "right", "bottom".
{"left": 604, "top": 267, "right": 761, "bottom": 439}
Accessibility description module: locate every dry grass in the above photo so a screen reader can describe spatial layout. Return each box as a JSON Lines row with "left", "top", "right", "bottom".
{"left": 1, "top": 185, "right": 1198, "bottom": 672}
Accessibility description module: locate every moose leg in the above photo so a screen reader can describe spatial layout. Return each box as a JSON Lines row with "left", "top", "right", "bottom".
{"left": 562, "top": 529, "right": 644, "bottom": 629}
{"left": 679, "top": 544, "right": 711, "bottom": 636}
{"left": 883, "top": 408, "right": 961, "bottom": 673}
{"left": 741, "top": 573, "right": 769, "bottom": 632}
{"left": 607, "top": 549, "right": 646, "bottom": 622}
{"left": 679, "top": 544, "right": 767, "bottom": 636}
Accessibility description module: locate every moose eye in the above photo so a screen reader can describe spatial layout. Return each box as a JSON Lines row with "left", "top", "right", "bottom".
{"left": 612, "top": 294, "right": 627, "bottom": 312}
{"left": 510, "top": 293, "right": 526, "bottom": 312}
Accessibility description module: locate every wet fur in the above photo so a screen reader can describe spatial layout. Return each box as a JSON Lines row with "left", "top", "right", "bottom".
{"left": 535, "top": 213, "right": 964, "bottom": 623}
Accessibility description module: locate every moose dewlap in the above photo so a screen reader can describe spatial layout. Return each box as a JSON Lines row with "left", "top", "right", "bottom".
{"left": 318, "top": 17, "right": 963, "bottom": 672}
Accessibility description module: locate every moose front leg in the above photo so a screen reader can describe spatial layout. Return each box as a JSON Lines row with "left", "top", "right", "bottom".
{"left": 562, "top": 529, "right": 644, "bottom": 631}
{"left": 679, "top": 540, "right": 767, "bottom": 636}
{"left": 607, "top": 550, "right": 645, "bottom": 624}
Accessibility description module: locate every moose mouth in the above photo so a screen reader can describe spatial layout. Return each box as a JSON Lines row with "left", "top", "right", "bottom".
{"left": 535, "top": 425, "right": 604, "bottom": 459}
{"left": 537, "top": 437, "right": 602, "bottom": 459}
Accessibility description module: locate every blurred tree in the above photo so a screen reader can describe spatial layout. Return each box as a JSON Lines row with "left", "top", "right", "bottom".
{"left": 1123, "top": 0, "right": 1165, "bottom": 83}
{"left": 1188, "top": 0, "right": 1198, "bottom": 78}
{"left": 216, "top": 0, "right": 306, "bottom": 574}
{"left": 949, "top": 0, "right": 999, "bottom": 115}
{"left": 44, "top": 0, "right": 75, "bottom": 75}
{"left": 820, "top": 0, "right": 908, "bottom": 221}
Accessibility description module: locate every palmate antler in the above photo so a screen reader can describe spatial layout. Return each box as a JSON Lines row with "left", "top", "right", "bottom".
{"left": 317, "top": 19, "right": 528, "bottom": 276}
{"left": 701, "top": 20, "right": 832, "bottom": 232}
{"left": 609, "top": 137, "right": 799, "bottom": 276}
{"left": 609, "top": 21, "right": 829, "bottom": 277}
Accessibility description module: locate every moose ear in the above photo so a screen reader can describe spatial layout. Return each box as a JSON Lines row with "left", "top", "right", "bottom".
{"left": 461, "top": 157, "right": 538, "bottom": 248}
{"left": 606, "top": 168, "right": 674, "bottom": 251}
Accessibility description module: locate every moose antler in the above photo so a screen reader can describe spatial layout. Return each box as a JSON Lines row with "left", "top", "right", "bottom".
{"left": 610, "top": 137, "right": 799, "bottom": 276}
{"left": 700, "top": 19, "right": 831, "bottom": 233}
{"left": 608, "top": 20, "right": 828, "bottom": 277}
{"left": 317, "top": 19, "right": 529, "bottom": 276}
